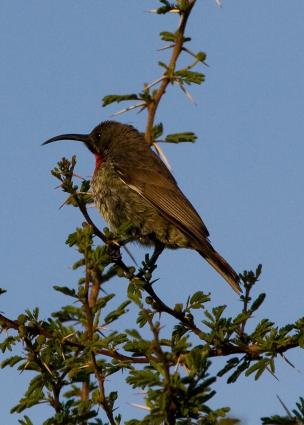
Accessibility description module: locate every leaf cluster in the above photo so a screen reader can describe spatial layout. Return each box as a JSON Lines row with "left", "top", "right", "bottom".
{"left": 1, "top": 243, "right": 304, "bottom": 424}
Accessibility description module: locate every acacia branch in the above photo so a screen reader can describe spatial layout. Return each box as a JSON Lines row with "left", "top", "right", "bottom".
{"left": 145, "top": 0, "right": 197, "bottom": 144}
{"left": 146, "top": 311, "right": 177, "bottom": 424}
{"left": 1, "top": 312, "right": 301, "bottom": 364}
{"left": 143, "top": 282, "right": 204, "bottom": 338}
{"left": 91, "top": 351, "right": 117, "bottom": 425}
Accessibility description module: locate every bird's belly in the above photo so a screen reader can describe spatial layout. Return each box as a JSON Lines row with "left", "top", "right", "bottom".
{"left": 91, "top": 165, "right": 190, "bottom": 248}
{"left": 91, "top": 166, "right": 150, "bottom": 231}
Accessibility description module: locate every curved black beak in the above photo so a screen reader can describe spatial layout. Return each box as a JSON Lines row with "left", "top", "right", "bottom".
{"left": 42, "top": 133, "right": 89, "bottom": 146}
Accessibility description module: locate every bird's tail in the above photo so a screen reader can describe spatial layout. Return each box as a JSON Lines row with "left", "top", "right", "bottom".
{"left": 198, "top": 245, "right": 241, "bottom": 294}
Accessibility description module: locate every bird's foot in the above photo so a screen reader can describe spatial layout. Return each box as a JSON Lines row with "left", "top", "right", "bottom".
{"left": 107, "top": 240, "right": 122, "bottom": 262}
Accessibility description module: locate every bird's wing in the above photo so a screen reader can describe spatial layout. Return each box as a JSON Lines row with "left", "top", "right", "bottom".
{"left": 114, "top": 151, "right": 210, "bottom": 243}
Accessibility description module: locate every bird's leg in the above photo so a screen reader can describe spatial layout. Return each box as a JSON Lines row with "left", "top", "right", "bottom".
{"left": 137, "top": 237, "right": 164, "bottom": 280}
{"left": 149, "top": 240, "right": 164, "bottom": 265}
{"left": 107, "top": 243, "right": 134, "bottom": 278}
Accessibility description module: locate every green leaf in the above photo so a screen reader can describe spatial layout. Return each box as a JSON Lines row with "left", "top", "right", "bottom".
{"left": 152, "top": 122, "right": 164, "bottom": 139}
{"left": 137, "top": 310, "right": 151, "bottom": 328}
{"left": 212, "top": 305, "right": 227, "bottom": 321}
{"left": 93, "top": 294, "right": 115, "bottom": 313}
{"left": 217, "top": 419, "right": 240, "bottom": 425}
{"left": 107, "top": 391, "right": 118, "bottom": 410}
{"left": 1, "top": 355, "right": 23, "bottom": 368}
{"left": 11, "top": 388, "right": 45, "bottom": 413}
{"left": 102, "top": 93, "right": 139, "bottom": 107}
{"left": 18, "top": 416, "right": 34, "bottom": 425}
{"left": 0, "top": 336, "right": 17, "bottom": 353}
{"left": 53, "top": 285, "right": 77, "bottom": 298}
{"left": 171, "top": 335, "right": 191, "bottom": 354}
{"left": 128, "top": 280, "right": 144, "bottom": 305}
{"left": 138, "top": 88, "right": 152, "bottom": 102}
{"left": 250, "top": 293, "right": 266, "bottom": 312}
{"left": 165, "top": 132, "right": 197, "bottom": 143}
{"left": 261, "top": 415, "right": 295, "bottom": 424}
{"left": 187, "top": 291, "right": 210, "bottom": 310}
{"left": 160, "top": 31, "right": 177, "bottom": 42}
{"left": 124, "top": 338, "right": 150, "bottom": 356}
{"left": 245, "top": 358, "right": 274, "bottom": 381}
{"left": 217, "top": 358, "right": 240, "bottom": 377}
{"left": 175, "top": 69, "right": 205, "bottom": 85}
{"left": 104, "top": 300, "right": 131, "bottom": 325}
{"left": 232, "top": 311, "right": 250, "bottom": 326}
{"left": 245, "top": 361, "right": 265, "bottom": 378}
{"left": 256, "top": 264, "right": 262, "bottom": 279}
{"left": 156, "top": 0, "right": 175, "bottom": 14}
{"left": 251, "top": 318, "right": 274, "bottom": 338}
{"left": 227, "top": 360, "right": 249, "bottom": 383}
{"left": 126, "top": 369, "right": 160, "bottom": 389}
{"left": 23, "top": 308, "right": 39, "bottom": 324}
{"left": 52, "top": 305, "right": 84, "bottom": 322}
{"left": 172, "top": 323, "right": 189, "bottom": 343}
{"left": 126, "top": 328, "right": 143, "bottom": 339}
{"left": 158, "top": 61, "right": 168, "bottom": 69}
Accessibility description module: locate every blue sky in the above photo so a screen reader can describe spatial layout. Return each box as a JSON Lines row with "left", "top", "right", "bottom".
{"left": 1, "top": 1, "right": 304, "bottom": 423}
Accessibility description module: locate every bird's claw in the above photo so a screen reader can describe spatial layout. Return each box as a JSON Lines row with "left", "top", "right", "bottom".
{"left": 108, "top": 241, "right": 122, "bottom": 262}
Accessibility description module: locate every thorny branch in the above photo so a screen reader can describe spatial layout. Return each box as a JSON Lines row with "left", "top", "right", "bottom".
{"left": 145, "top": 0, "right": 197, "bottom": 144}
{"left": 0, "top": 312, "right": 301, "bottom": 364}
{"left": 83, "top": 246, "right": 117, "bottom": 425}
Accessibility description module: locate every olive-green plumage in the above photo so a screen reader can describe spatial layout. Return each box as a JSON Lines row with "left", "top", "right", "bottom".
{"left": 43, "top": 121, "right": 241, "bottom": 294}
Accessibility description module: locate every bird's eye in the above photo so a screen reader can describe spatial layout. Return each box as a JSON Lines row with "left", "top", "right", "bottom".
{"left": 96, "top": 133, "right": 101, "bottom": 138}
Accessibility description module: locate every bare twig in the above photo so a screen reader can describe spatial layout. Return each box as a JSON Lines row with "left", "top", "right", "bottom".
{"left": 91, "top": 351, "right": 117, "bottom": 425}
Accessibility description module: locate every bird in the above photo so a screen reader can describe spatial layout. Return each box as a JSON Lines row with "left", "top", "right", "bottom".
{"left": 43, "top": 120, "right": 240, "bottom": 293}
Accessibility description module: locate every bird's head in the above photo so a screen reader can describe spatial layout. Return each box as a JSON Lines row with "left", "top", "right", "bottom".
{"left": 42, "top": 121, "right": 123, "bottom": 156}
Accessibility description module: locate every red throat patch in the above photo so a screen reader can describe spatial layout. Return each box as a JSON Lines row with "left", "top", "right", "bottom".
{"left": 94, "top": 153, "right": 103, "bottom": 172}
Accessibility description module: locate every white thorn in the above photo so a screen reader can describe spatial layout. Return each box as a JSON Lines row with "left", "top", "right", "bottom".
{"left": 153, "top": 142, "right": 172, "bottom": 171}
